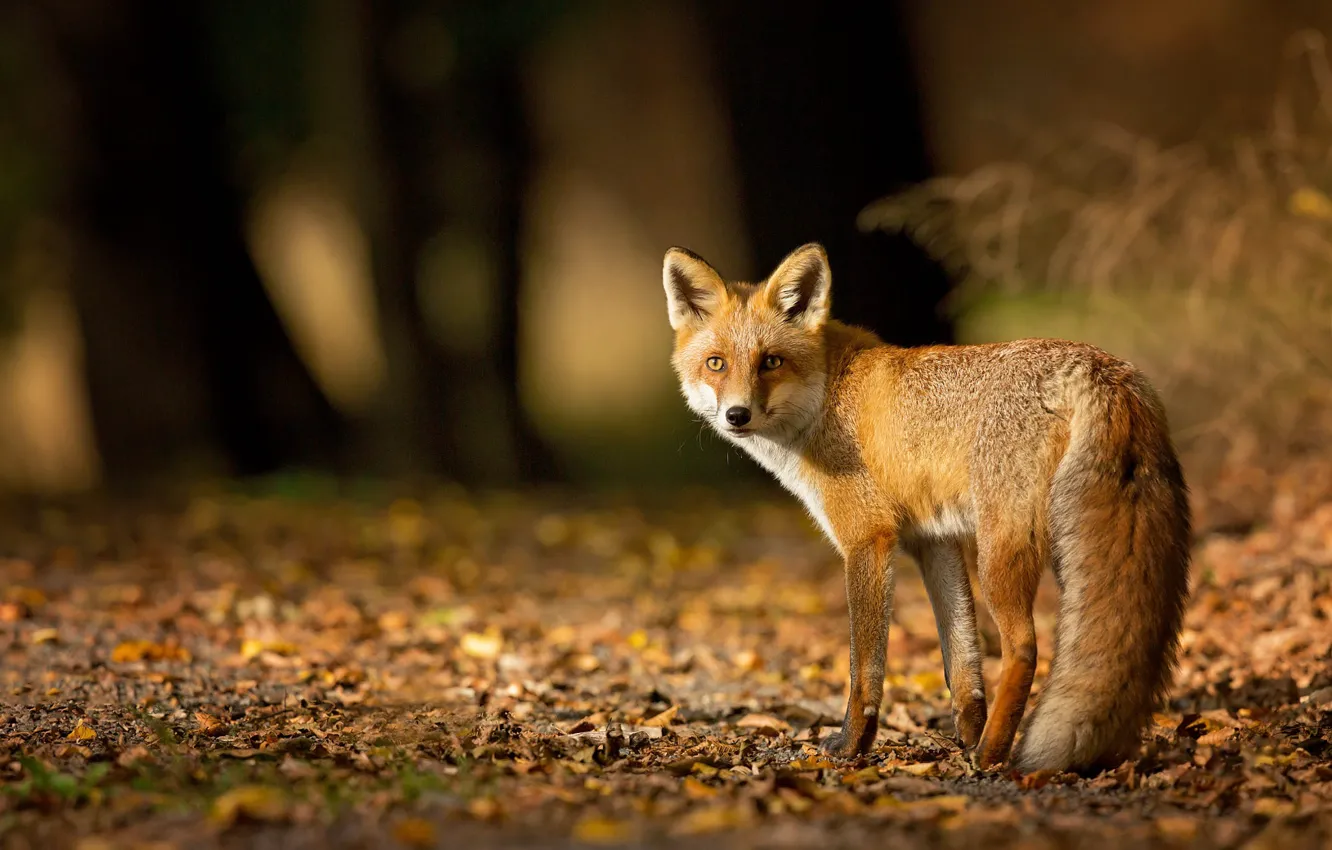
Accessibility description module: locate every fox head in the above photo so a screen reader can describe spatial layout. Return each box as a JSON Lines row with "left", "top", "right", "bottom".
{"left": 662, "top": 243, "right": 831, "bottom": 444}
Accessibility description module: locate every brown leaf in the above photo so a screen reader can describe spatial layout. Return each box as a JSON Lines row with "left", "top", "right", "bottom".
{"left": 210, "top": 785, "right": 289, "bottom": 826}
{"left": 572, "top": 816, "right": 635, "bottom": 844}
{"left": 682, "top": 776, "right": 719, "bottom": 799}
{"left": 735, "top": 713, "right": 790, "bottom": 733}
{"left": 641, "top": 705, "right": 679, "bottom": 728}
{"left": 67, "top": 719, "right": 96, "bottom": 742}
{"left": 391, "top": 818, "right": 437, "bottom": 848}
{"left": 195, "top": 711, "right": 229, "bottom": 736}
{"left": 111, "top": 640, "right": 191, "bottom": 663}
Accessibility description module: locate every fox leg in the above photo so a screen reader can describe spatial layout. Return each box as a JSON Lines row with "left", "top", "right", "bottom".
{"left": 821, "top": 533, "right": 896, "bottom": 758}
{"left": 905, "top": 537, "right": 987, "bottom": 749}
{"left": 974, "top": 537, "right": 1042, "bottom": 769}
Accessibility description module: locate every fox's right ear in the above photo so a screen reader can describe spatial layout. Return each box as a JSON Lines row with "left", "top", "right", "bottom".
{"left": 663, "top": 247, "right": 726, "bottom": 330}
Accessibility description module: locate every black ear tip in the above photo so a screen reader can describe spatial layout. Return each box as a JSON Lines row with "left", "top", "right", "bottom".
{"left": 665, "top": 246, "right": 707, "bottom": 264}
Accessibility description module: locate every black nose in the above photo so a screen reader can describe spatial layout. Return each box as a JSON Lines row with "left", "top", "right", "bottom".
{"left": 725, "top": 406, "right": 751, "bottom": 427}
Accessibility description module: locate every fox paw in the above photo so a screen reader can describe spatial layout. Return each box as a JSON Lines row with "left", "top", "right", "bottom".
{"left": 819, "top": 730, "right": 858, "bottom": 759}
{"left": 819, "top": 719, "right": 876, "bottom": 758}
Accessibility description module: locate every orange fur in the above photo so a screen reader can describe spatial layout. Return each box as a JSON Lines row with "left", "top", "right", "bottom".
{"left": 663, "top": 243, "right": 1192, "bottom": 774}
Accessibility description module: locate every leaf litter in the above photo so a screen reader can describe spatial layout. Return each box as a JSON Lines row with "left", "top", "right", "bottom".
{"left": 0, "top": 483, "right": 1327, "bottom": 848}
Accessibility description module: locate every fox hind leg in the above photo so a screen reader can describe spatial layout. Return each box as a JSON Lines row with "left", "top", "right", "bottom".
{"left": 974, "top": 535, "right": 1042, "bottom": 769}
{"left": 905, "top": 536, "right": 987, "bottom": 749}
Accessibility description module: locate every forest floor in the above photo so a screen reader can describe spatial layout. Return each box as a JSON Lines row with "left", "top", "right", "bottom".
{"left": 0, "top": 481, "right": 1329, "bottom": 849}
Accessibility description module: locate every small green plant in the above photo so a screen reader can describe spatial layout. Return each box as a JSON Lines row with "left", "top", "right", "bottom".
{"left": 6, "top": 758, "right": 109, "bottom": 806}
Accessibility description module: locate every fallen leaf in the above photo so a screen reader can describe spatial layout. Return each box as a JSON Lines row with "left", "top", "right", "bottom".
{"left": 210, "top": 785, "right": 289, "bottom": 826}
{"left": 461, "top": 630, "right": 502, "bottom": 660}
{"left": 641, "top": 705, "right": 679, "bottom": 728}
{"left": 572, "top": 816, "right": 635, "bottom": 843}
{"left": 111, "top": 640, "right": 191, "bottom": 663}
{"left": 735, "top": 713, "right": 790, "bottom": 733}
{"left": 391, "top": 817, "right": 437, "bottom": 847}
{"left": 671, "top": 803, "right": 753, "bottom": 835}
{"left": 31, "top": 628, "right": 58, "bottom": 645}
{"left": 241, "top": 639, "right": 298, "bottom": 660}
{"left": 682, "top": 776, "right": 719, "bottom": 799}
{"left": 195, "top": 711, "right": 229, "bottom": 736}
{"left": 67, "top": 719, "right": 96, "bottom": 742}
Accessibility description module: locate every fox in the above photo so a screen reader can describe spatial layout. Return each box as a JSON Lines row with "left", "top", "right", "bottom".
{"left": 661, "top": 242, "right": 1192, "bottom": 774}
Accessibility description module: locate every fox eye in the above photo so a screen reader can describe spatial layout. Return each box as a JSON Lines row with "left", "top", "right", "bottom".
{"left": 761, "top": 354, "right": 784, "bottom": 370}
{"left": 705, "top": 356, "right": 726, "bottom": 372}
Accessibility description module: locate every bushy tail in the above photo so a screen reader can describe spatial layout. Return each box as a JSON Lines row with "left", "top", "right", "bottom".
{"left": 1014, "top": 363, "right": 1192, "bottom": 774}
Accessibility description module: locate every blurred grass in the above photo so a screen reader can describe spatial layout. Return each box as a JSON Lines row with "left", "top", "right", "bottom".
{"left": 862, "top": 30, "right": 1332, "bottom": 527}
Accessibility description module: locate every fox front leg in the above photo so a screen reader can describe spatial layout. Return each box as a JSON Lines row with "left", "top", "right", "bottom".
{"left": 821, "top": 535, "right": 896, "bottom": 758}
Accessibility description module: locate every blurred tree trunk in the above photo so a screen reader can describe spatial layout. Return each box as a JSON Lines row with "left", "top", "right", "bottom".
{"left": 358, "top": 1, "right": 558, "bottom": 485}
{"left": 697, "top": 0, "right": 955, "bottom": 347}
{"left": 35, "top": 0, "right": 344, "bottom": 487}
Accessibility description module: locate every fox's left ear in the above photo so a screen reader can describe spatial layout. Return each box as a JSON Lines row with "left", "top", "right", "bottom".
{"left": 764, "top": 243, "right": 831, "bottom": 329}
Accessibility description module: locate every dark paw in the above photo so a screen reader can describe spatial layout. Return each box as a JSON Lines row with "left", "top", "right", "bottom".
{"left": 819, "top": 717, "right": 875, "bottom": 758}
{"left": 819, "top": 729, "right": 859, "bottom": 758}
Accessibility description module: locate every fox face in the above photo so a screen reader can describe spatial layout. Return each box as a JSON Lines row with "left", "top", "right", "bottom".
{"left": 663, "top": 244, "right": 832, "bottom": 444}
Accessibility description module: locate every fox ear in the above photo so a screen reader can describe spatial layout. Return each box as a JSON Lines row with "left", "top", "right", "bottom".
{"left": 663, "top": 247, "right": 726, "bottom": 330}
{"left": 764, "top": 243, "right": 831, "bottom": 328}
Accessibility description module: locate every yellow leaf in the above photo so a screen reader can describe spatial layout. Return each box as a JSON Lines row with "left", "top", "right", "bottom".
{"left": 1253, "top": 797, "right": 1296, "bottom": 818}
{"left": 1290, "top": 186, "right": 1332, "bottom": 221}
{"left": 909, "top": 670, "right": 948, "bottom": 694}
{"left": 241, "top": 639, "right": 298, "bottom": 660}
{"left": 466, "top": 797, "right": 501, "bottom": 820}
{"left": 31, "top": 628, "right": 58, "bottom": 645}
{"left": 689, "top": 762, "right": 719, "bottom": 779}
{"left": 391, "top": 817, "right": 437, "bottom": 847}
{"left": 67, "top": 720, "right": 96, "bottom": 742}
{"left": 1155, "top": 816, "right": 1198, "bottom": 840}
{"left": 460, "top": 630, "right": 502, "bottom": 660}
{"left": 732, "top": 649, "right": 762, "bottom": 671}
{"left": 896, "top": 762, "right": 938, "bottom": 776}
{"left": 789, "top": 756, "right": 835, "bottom": 771}
{"left": 671, "top": 804, "right": 752, "bottom": 835}
{"left": 210, "top": 785, "right": 289, "bottom": 826}
{"left": 682, "top": 776, "right": 718, "bottom": 799}
{"left": 841, "top": 766, "right": 881, "bottom": 785}
{"left": 641, "top": 705, "right": 679, "bottom": 728}
{"left": 626, "top": 629, "right": 649, "bottom": 650}
{"left": 572, "top": 816, "right": 635, "bottom": 844}
{"left": 111, "top": 640, "right": 191, "bottom": 663}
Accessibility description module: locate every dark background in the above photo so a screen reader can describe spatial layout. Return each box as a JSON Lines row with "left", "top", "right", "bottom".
{"left": 0, "top": 0, "right": 1328, "bottom": 498}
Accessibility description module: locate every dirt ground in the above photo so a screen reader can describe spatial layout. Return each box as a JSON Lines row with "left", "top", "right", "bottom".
{"left": 0, "top": 484, "right": 1329, "bottom": 849}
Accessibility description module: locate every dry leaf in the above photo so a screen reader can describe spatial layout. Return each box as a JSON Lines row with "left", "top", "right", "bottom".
{"left": 460, "top": 630, "right": 502, "bottom": 660}
{"left": 682, "top": 777, "right": 718, "bottom": 799}
{"left": 735, "top": 713, "right": 789, "bottom": 733}
{"left": 67, "top": 719, "right": 96, "bottom": 742}
{"left": 391, "top": 818, "right": 437, "bottom": 847}
{"left": 210, "top": 785, "right": 289, "bottom": 826}
{"left": 671, "top": 803, "right": 753, "bottom": 835}
{"left": 572, "top": 816, "right": 635, "bottom": 844}
{"left": 641, "top": 705, "right": 679, "bottom": 728}
{"left": 195, "top": 711, "right": 229, "bottom": 736}
{"left": 111, "top": 640, "right": 191, "bottom": 663}
{"left": 240, "top": 639, "right": 298, "bottom": 660}
{"left": 31, "top": 628, "right": 58, "bottom": 645}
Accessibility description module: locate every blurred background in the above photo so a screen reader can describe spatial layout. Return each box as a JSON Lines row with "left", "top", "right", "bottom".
{"left": 1, "top": 0, "right": 1331, "bottom": 529}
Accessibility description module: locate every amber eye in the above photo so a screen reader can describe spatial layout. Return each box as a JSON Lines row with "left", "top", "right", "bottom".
{"left": 762, "top": 354, "right": 784, "bottom": 370}
{"left": 706, "top": 356, "right": 726, "bottom": 372}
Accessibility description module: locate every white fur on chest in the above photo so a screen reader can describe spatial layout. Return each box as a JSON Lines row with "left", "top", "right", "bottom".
{"left": 736, "top": 436, "right": 839, "bottom": 549}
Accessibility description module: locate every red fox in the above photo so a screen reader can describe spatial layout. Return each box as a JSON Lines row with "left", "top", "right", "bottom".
{"left": 662, "top": 243, "right": 1192, "bottom": 773}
